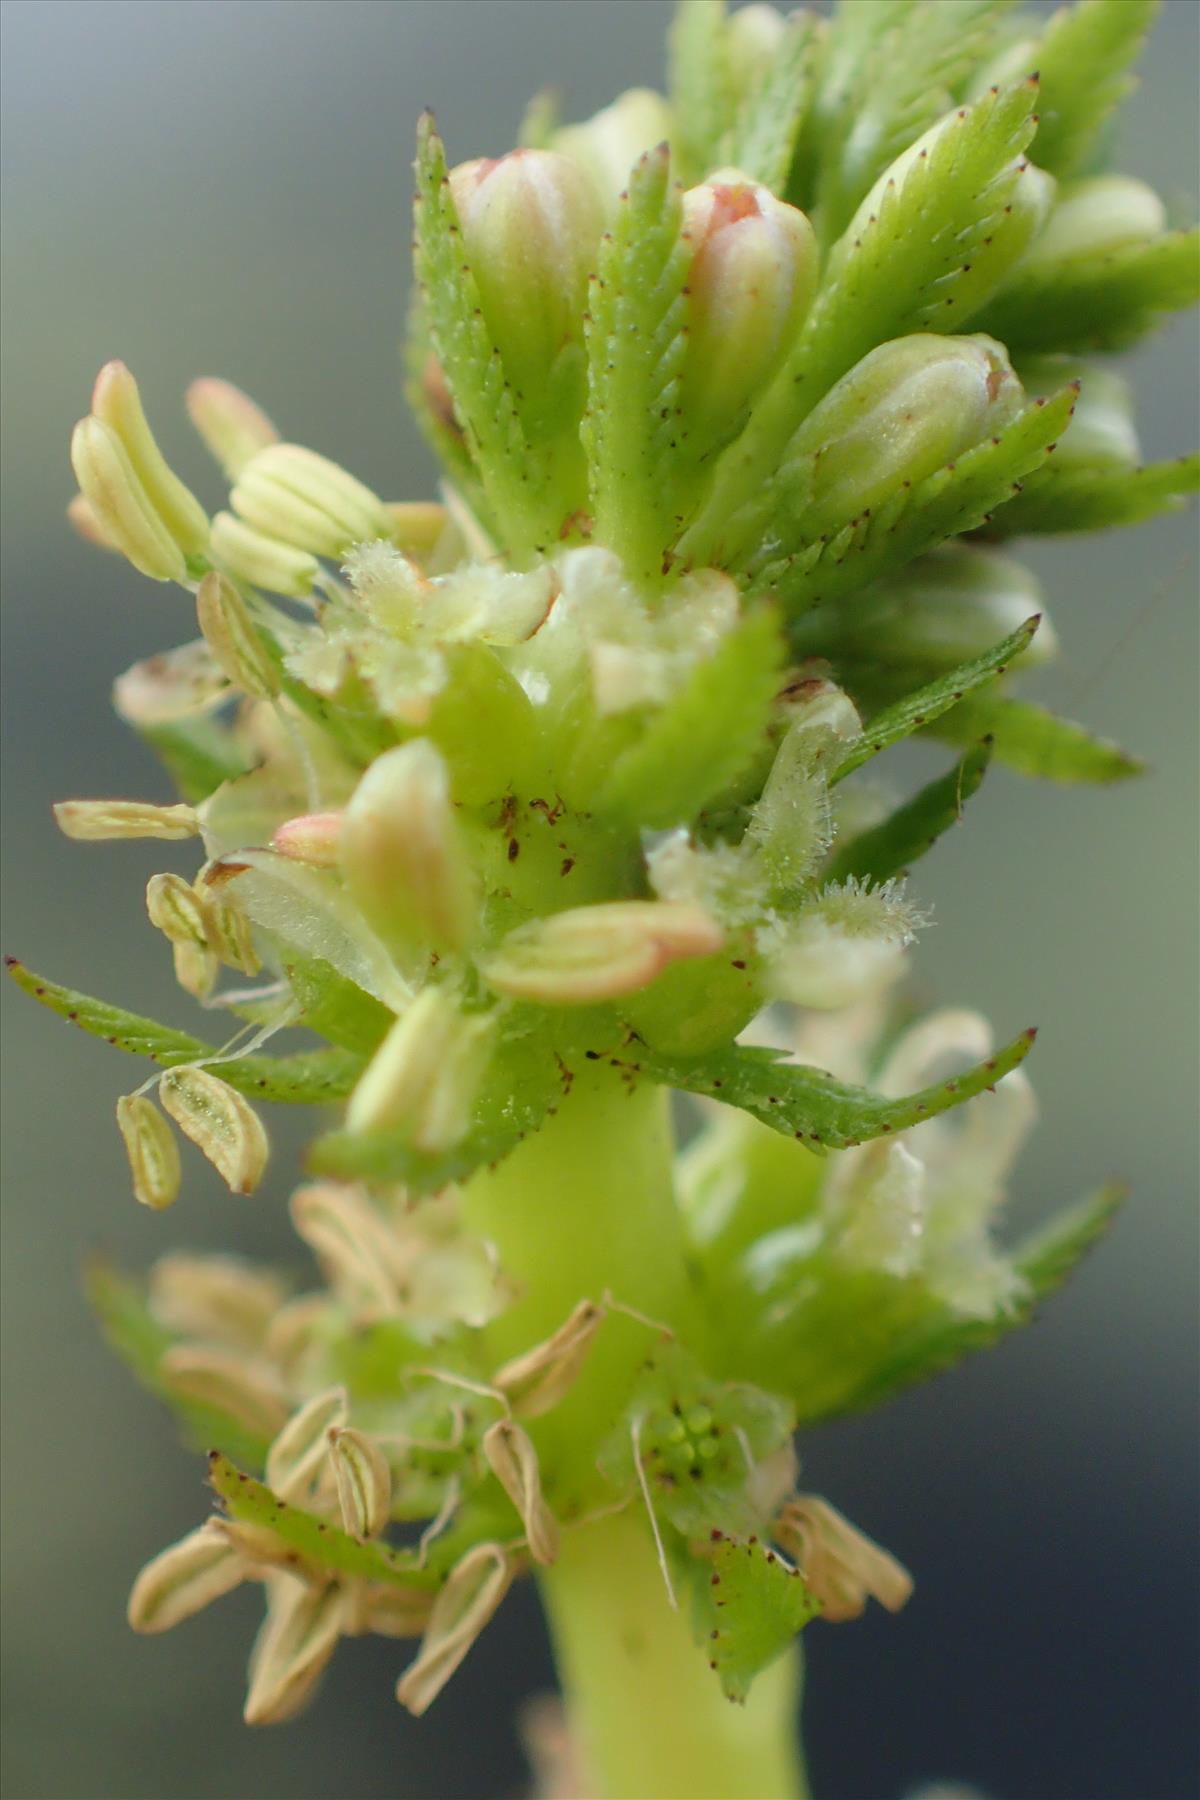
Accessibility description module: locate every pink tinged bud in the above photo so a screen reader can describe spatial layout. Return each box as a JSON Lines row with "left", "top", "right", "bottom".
{"left": 69, "top": 417, "right": 188, "bottom": 582}
{"left": 244, "top": 1579, "right": 347, "bottom": 1726}
{"left": 231, "top": 444, "right": 387, "bottom": 558}
{"left": 480, "top": 900, "right": 724, "bottom": 1005}
{"left": 128, "top": 1521, "right": 248, "bottom": 1634}
{"left": 186, "top": 377, "right": 280, "bottom": 479}
{"left": 793, "top": 333, "right": 1023, "bottom": 537}
{"left": 681, "top": 175, "right": 818, "bottom": 441}
{"left": 116, "top": 1094, "right": 181, "bottom": 1211}
{"left": 340, "top": 741, "right": 478, "bottom": 954}
{"left": 210, "top": 510, "right": 320, "bottom": 598}
{"left": 448, "top": 149, "right": 603, "bottom": 420}
{"left": 89, "top": 361, "right": 210, "bottom": 556}
{"left": 271, "top": 811, "right": 345, "bottom": 868}
{"left": 66, "top": 492, "right": 115, "bottom": 550}
{"left": 776, "top": 1496, "right": 913, "bottom": 1623}
{"left": 1026, "top": 175, "right": 1167, "bottom": 266}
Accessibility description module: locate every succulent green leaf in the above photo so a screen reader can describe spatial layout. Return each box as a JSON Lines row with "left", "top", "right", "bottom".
{"left": 6, "top": 960, "right": 363, "bottom": 1102}
{"left": 837, "top": 1184, "right": 1128, "bottom": 1415}
{"left": 403, "top": 291, "right": 497, "bottom": 538}
{"left": 412, "top": 115, "right": 551, "bottom": 560}
{"left": 207, "top": 1451, "right": 439, "bottom": 1590}
{"left": 583, "top": 145, "right": 692, "bottom": 579}
{"left": 725, "top": 11, "right": 821, "bottom": 195}
{"left": 308, "top": 1025, "right": 564, "bottom": 1192}
{"left": 689, "top": 1532, "right": 820, "bottom": 1703}
{"left": 638, "top": 1025, "right": 1036, "bottom": 1152}
{"left": 1029, "top": 0, "right": 1158, "bottom": 180}
{"left": 825, "top": 739, "right": 993, "bottom": 884}
{"left": 829, "top": 617, "right": 1039, "bottom": 783}
{"left": 85, "top": 1260, "right": 272, "bottom": 1468}
{"left": 593, "top": 609, "right": 784, "bottom": 829}
{"left": 985, "top": 452, "right": 1200, "bottom": 535}
{"left": 977, "top": 229, "right": 1200, "bottom": 354}
{"left": 137, "top": 716, "right": 252, "bottom": 806}
{"left": 667, "top": 0, "right": 735, "bottom": 184}
{"left": 928, "top": 692, "right": 1144, "bottom": 782}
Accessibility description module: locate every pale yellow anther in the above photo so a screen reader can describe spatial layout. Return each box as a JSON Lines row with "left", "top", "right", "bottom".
{"left": 492, "top": 1298, "right": 605, "bottom": 1418}
{"left": 91, "top": 360, "right": 210, "bottom": 556}
{"left": 210, "top": 510, "right": 320, "bottom": 598}
{"left": 66, "top": 492, "right": 115, "bottom": 550}
{"left": 116, "top": 1094, "right": 182, "bottom": 1212}
{"left": 395, "top": 1543, "right": 512, "bottom": 1716}
{"left": 328, "top": 1425, "right": 393, "bottom": 1542}
{"left": 68, "top": 417, "right": 188, "bottom": 582}
{"left": 480, "top": 900, "right": 724, "bottom": 1005}
{"left": 158, "top": 1066, "right": 269, "bottom": 1195}
{"left": 231, "top": 444, "right": 387, "bottom": 556}
{"left": 482, "top": 1419, "right": 559, "bottom": 1565}
{"left": 345, "top": 989, "right": 494, "bottom": 1153}
{"left": 776, "top": 1495, "right": 914, "bottom": 1623}
{"left": 159, "top": 1344, "right": 291, "bottom": 1441}
{"left": 147, "top": 1251, "right": 286, "bottom": 1349}
{"left": 266, "top": 1388, "right": 349, "bottom": 1502}
{"left": 195, "top": 570, "right": 280, "bottom": 700}
{"left": 186, "top": 376, "right": 280, "bottom": 480}
{"left": 54, "top": 798, "right": 201, "bottom": 842}
{"left": 146, "top": 872, "right": 210, "bottom": 949}
{"left": 127, "top": 1520, "right": 248, "bottom": 1634}
{"left": 244, "top": 1578, "right": 347, "bottom": 1726}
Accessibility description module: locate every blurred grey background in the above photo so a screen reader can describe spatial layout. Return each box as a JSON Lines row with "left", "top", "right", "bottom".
{"left": 1, "top": 3, "right": 1196, "bottom": 1797}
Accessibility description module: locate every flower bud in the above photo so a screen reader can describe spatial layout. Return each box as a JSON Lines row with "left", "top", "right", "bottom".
{"left": 829, "top": 543, "right": 1056, "bottom": 670}
{"left": 116, "top": 1094, "right": 182, "bottom": 1211}
{"left": 271, "top": 811, "right": 345, "bottom": 868}
{"left": 339, "top": 740, "right": 478, "bottom": 954}
{"left": 89, "top": 361, "right": 210, "bottom": 557}
{"left": 69, "top": 417, "right": 188, "bottom": 582}
{"left": 727, "top": 4, "right": 786, "bottom": 93}
{"left": 480, "top": 900, "right": 724, "bottom": 1004}
{"left": 196, "top": 570, "right": 281, "bottom": 699}
{"left": 553, "top": 88, "right": 673, "bottom": 207}
{"left": 1020, "top": 360, "right": 1139, "bottom": 471}
{"left": 1024, "top": 175, "right": 1167, "bottom": 268}
{"left": 54, "top": 798, "right": 201, "bottom": 841}
{"left": 448, "top": 150, "right": 602, "bottom": 428}
{"left": 231, "top": 444, "right": 388, "bottom": 557}
{"left": 793, "top": 334, "right": 1024, "bottom": 537}
{"left": 210, "top": 511, "right": 320, "bottom": 598}
{"left": 345, "top": 987, "right": 494, "bottom": 1153}
{"left": 680, "top": 174, "right": 818, "bottom": 444}
{"left": 186, "top": 376, "right": 279, "bottom": 479}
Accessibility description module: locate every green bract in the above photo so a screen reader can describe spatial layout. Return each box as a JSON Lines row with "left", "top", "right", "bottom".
{"left": 22, "top": 1, "right": 1196, "bottom": 1790}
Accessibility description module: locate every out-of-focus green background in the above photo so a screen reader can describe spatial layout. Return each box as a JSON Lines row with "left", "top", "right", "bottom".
{"left": 1, "top": 4, "right": 1196, "bottom": 1797}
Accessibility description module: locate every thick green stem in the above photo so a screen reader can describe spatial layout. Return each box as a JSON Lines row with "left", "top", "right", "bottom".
{"left": 541, "top": 1511, "right": 807, "bottom": 1800}
{"left": 460, "top": 1066, "right": 807, "bottom": 1800}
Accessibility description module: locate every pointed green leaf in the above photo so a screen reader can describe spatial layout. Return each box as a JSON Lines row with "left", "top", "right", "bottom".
{"left": 838, "top": 1184, "right": 1128, "bottom": 1415}
{"left": 929, "top": 692, "right": 1144, "bottom": 782}
{"left": 829, "top": 617, "right": 1040, "bottom": 783}
{"left": 725, "top": 11, "right": 822, "bottom": 195}
{"left": 207, "top": 1451, "right": 438, "bottom": 1591}
{"left": 584, "top": 145, "right": 692, "bottom": 579}
{"left": 667, "top": 0, "right": 735, "bottom": 184}
{"left": 85, "top": 1260, "right": 272, "bottom": 1468}
{"left": 638, "top": 1024, "right": 1036, "bottom": 1152}
{"left": 284, "top": 955, "right": 394, "bottom": 1057}
{"left": 593, "top": 609, "right": 784, "bottom": 829}
{"left": 984, "top": 452, "right": 1200, "bottom": 535}
{"left": 6, "top": 960, "right": 363, "bottom": 1102}
{"left": 690, "top": 1532, "right": 820, "bottom": 1703}
{"left": 977, "top": 229, "right": 1200, "bottom": 354}
{"left": 412, "top": 115, "right": 552, "bottom": 560}
{"left": 825, "top": 740, "right": 993, "bottom": 884}
{"left": 1029, "top": 0, "right": 1158, "bottom": 179}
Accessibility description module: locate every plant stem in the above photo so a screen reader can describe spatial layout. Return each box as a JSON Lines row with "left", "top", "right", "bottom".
{"left": 460, "top": 1065, "right": 808, "bottom": 1799}
{"left": 540, "top": 1511, "right": 807, "bottom": 1800}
